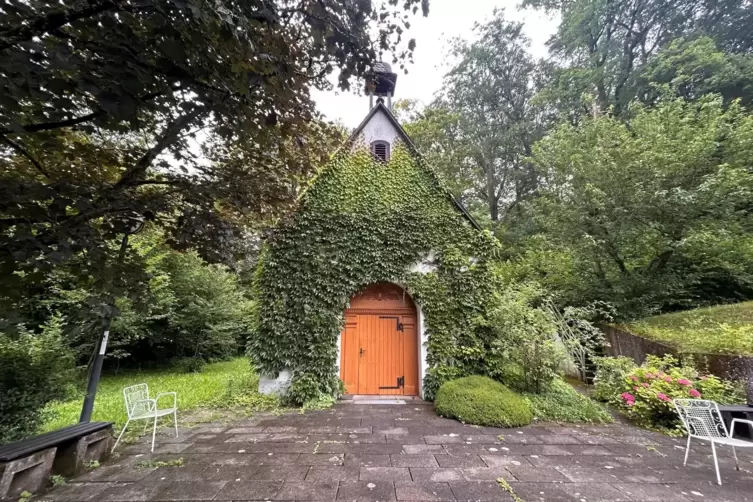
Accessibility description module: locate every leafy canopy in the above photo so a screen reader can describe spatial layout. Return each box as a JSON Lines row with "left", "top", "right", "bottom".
{"left": 404, "top": 10, "right": 547, "bottom": 224}
{"left": 522, "top": 0, "right": 753, "bottom": 119}
{"left": 0, "top": 0, "right": 426, "bottom": 324}
{"left": 524, "top": 0, "right": 753, "bottom": 117}
{"left": 524, "top": 95, "right": 753, "bottom": 315}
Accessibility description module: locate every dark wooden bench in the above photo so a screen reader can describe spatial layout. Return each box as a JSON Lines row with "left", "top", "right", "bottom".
{"left": 0, "top": 422, "right": 112, "bottom": 500}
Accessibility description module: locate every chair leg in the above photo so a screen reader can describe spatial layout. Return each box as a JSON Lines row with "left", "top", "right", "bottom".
{"left": 112, "top": 419, "right": 130, "bottom": 452}
{"left": 711, "top": 441, "right": 722, "bottom": 485}
{"left": 142, "top": 417, "right": 150, "bottom": 435}
{"left": 684, "top": 436, "right": 691, "bottom": 466}
{"left": 173, "top": 411, "right": 179, "bottom": 438}
{"left": 732, "top": 446, "right": 740, "bottom": 471}
{"left": 151, "top": 415, "right": 158, "bottom": 453}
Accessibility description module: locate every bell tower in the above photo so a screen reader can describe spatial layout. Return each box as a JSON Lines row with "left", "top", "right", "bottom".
{"left": 365, "top": 61, "right": 398, "bottom": 110}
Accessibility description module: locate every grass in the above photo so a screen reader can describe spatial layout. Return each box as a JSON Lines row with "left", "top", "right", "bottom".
{"left": 620, "top": 301, "right": 753, "bottom": 355}
{"left": 135, "top": 458, "right": 184, "bottom": 469}
{"left": 524, "top": 378, "right": 613, "bottom": 424}
{"left": 41, "top": 358, "right": 259, "bottom": 432}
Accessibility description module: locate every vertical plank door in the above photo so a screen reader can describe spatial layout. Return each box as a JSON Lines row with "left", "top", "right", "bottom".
{"left": 357, "top": 315, "right": 403, "bottom": 395}
{"left": 340, "top": 313, "right": 359, "bottom": 394}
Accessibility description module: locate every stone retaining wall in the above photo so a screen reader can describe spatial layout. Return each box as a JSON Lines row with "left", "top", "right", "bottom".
{"left": 601, "top": 325, "right": 753, "bottom": 403}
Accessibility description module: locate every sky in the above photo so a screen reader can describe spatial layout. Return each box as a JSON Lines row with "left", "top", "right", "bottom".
{"left": 312, "top": 0, "right": 560, "bottom": 128}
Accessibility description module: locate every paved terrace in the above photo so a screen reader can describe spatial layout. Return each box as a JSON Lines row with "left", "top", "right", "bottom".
{"left": 36, "top": 402, "right": 753, "bottom": 501}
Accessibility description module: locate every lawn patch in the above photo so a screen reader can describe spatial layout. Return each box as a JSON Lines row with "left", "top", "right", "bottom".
{"left": 41, "top": 358, "right": 261, "bottom": 432}
{"left": 621, "top": 301, "right": 753, "bottom": 355}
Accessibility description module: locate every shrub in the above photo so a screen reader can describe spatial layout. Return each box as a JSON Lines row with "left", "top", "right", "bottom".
{"left": 285, "top": 372, "right": 345, "bottom": 407}
{"left": 169, "top": 357, "right": 206, "bottom": 374}
{"left": 593, "top": 356, "right": 638, "bottom": 401}
{"left": 595, "top": 354, "right": 743, "bottom": 434}
{"left": 487, "top": 282, "right": 566, "bottom": 394}
{"left": 524, "top": 378, "right": 612, "bottom": 423}
{"left": 546, "top": 300, "right": 613, "bottom": 380}
{"left": 434, "top": 376, "right": 533, "bottom": 427}
{"left": 213, "top": 370, "right": 280, "bottom": 412}
{"left": 423, "top": 364, "right": 466, "bottom": 402}
{"left": 0, "top": 317, "right": 75, "bottom": 443}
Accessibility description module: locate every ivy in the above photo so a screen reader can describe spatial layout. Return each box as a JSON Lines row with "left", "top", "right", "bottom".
{"left": 249, "top": 146, "right": 501, "bottom": 403}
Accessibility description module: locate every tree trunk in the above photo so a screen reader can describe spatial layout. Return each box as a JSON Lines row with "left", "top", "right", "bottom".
{"left": 486, "top": 161, "right": 498, "bottom": 221}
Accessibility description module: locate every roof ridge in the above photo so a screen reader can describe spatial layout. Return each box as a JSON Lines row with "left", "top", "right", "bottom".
{"left": 345, "top": 102, "right": 482, "bottom": 231}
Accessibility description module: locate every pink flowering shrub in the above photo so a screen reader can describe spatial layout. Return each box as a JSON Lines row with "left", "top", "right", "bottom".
{"left": 595, "top": 354, "right": 743, "bottom": 434}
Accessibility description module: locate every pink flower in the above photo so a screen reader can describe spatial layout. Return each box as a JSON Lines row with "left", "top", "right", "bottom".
{"left": 626, "top": 401, "right": 635, "bottom": 406}
{"left": 642, "top": 383, "right": 650, "bottom": 388}
{"left": 689, "top": 389, "right": 701, "bottom": 398}
{"left": 644, "top": 373, "right": 655, "bottom": 379}
{"left": 656, "top": 392, "right": 670, "bottom": 402}
{"left": 630, "top": 375, "right": 639, "bottom": 381}
{"left": 664, "top": 376, "right": 673, "bottom": 383}
{"left": 621, "top": 392, "right": 635, "bottom": 403}
{"left": 677, "top": 379, "right": 692, "bottom": 386}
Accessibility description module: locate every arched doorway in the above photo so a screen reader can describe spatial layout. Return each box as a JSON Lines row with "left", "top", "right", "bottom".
{"left": 340, "top": 283, "right": 419, "bottom": 396}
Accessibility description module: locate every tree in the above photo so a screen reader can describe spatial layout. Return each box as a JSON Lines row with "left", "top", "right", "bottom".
{"left": 525, "top": 0, "right": 753, "bottom": 117}
{"left": 394, "top": 100, "right": 479, "bottom": 212}
{"left": 424, "top": 10, "right": 547, "bottom": 224}
{"left": 0, "top": 0, "right": 427, "bottom": 324}
{"left": 526, "top": 95, "right": 753, "bottom": 316}
{"left": 641, "top": 37, "right": 753, "bottom": 109}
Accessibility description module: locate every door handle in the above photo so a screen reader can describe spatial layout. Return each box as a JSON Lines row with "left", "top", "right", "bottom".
{"left": 360, "top": 347, "right": 365, "bottom": 357}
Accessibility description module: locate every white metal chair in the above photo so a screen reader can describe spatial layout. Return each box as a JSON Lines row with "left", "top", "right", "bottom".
{"left": 673, "top": 398, "right": 753, "bottom": 485}
{"left": 112, "top": 383, "right": 178, "bottom": 452}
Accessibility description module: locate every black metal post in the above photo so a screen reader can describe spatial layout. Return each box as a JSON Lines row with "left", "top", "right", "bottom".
{"left": 79, "top": 233, "right": 130, "bottom": 423}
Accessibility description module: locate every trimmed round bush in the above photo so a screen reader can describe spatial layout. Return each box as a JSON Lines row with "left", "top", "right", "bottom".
{"left": 434, "top": 375, "right": 533, "bottom": 427}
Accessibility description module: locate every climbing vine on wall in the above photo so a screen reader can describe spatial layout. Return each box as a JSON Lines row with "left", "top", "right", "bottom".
{"left": 248, "top": 146, "right": 501, "bottom": 404}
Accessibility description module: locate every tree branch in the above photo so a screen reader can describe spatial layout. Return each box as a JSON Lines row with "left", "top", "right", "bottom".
{"left": 0, "top": 111, "right": 103, "bottom": 136}
{"left": 129, "top": 179, "right": 186, "bottom": 187}
{"left": 0, "top": 89, "right": 169, "bottom": 136}
{"left": 1, "top": 136, "right": 52, "bottom": 180}
{"left": 115, "top": 108, "right": 204, "bottom": 188}
{"left": 0, "top": 0, "right": 122, "bottom": 51}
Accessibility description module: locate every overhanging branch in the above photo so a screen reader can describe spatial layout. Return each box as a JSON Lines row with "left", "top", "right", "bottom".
{"left": 115, "top": 108, "right": 205, "bottom": 188}
{"left": 1, "top": 136, "right": 52, "bottom": 180}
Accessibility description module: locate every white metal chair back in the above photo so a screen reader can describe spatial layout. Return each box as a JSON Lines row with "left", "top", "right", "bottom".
{"left": 674, "top": 399, "right": 729, "bottom": 439}
{"left": 123, "top": 383, "right": 150, "bottom": 419}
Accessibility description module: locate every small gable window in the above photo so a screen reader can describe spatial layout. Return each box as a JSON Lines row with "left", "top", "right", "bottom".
{"left": 371, "top": 140, "right": 390, "bottom": 162}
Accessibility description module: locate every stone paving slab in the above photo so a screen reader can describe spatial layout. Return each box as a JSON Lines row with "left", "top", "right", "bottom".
{"left": 30, "top": 401, "right": 753, "bottom": 501}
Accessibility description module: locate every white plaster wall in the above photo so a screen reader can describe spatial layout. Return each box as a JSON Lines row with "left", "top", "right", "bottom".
{"left": 258, "top": 370, "right": 291, "bottom": 396}
{"left": 417, "top": 303, "right": 429, "bottom": 400}
{"left": 356, "top": 109, "right": 400, "bottom": 150}
{"left": 336, "top": 332, "right": 342, "bottom": 379}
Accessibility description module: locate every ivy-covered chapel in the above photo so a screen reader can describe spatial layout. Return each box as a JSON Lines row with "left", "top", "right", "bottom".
{"left": 250, "top": 64, "right": 498, "bottom": 403}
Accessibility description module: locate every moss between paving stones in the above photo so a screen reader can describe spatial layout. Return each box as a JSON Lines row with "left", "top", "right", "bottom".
{"left": 434, "top": 375, "right": 533, "bottom": 427}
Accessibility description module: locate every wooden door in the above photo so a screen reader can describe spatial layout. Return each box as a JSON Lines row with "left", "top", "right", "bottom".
{"left": 357, "top": 315, "right": 403, "bottom": 395}
{"left": 340, "top": 283, "right": 419, "bottom": 396}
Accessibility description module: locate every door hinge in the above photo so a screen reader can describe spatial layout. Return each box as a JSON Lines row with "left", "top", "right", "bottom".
{"left": 379, "top": 376, "right": 405, "bottom": 390}
{"left": 379, "top": 316, "right": 404, "bottom": 331}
